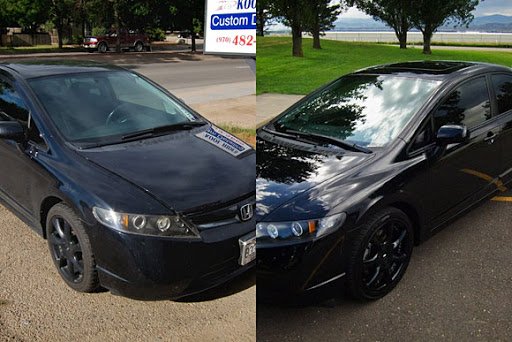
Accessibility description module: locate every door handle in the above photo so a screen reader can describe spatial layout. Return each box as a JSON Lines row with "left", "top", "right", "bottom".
{"left": 484, "top": 132, "right": 497, "bottom": 144}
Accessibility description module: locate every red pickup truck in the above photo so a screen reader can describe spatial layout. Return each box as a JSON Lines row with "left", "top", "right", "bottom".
{"left": 83, "top": 30, "right": 151, "bottom": 53}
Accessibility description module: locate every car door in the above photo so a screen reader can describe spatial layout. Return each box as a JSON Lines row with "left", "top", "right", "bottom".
{"left": 0, "top": 77, "right": 49, "bottom": 219}
{"left": 489, "top": 73, "right": 512, "bottom": 185}
{"left": 425, "top": 75, "right": 504, "bottom": 227}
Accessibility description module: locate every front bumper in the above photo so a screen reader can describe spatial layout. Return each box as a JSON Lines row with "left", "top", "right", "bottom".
{"left": 87, "top": 219, "right": 255, "bottom": 300}
{"left": 257, "top": 230, "right": 347, "bottom": 296}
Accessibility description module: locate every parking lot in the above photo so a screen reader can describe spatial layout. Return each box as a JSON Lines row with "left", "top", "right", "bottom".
{"left": 257, "top": 191, "right": 512, "bottom": 341}
{"left": 0, "top": 52, "right": 256, "bottom": 341}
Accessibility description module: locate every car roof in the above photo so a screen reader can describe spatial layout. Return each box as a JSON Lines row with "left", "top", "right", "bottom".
{"left": 354, "top": 61, "right": 512, "bottom": 80}
{"left": 0, "top": 60, "right": 125, "bottom": 79}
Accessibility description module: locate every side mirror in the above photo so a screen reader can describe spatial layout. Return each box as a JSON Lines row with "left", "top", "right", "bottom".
{"left": 0, "top": 121, "right": 25, "bottom": 142}
{"left": 436, "top": 124, "right": 468, "bottom": 145}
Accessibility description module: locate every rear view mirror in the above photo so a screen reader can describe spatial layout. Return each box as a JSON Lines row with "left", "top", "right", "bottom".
{"left": 436, "top": 124, "right": 468, "bottom": 145}
{"left": 0, "top": 121, "right": 25, "bottom": 142}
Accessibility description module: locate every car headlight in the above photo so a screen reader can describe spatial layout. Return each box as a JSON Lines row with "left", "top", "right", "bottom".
{"left": 256, "top": 213, "right": 347, "bottom": 241}
{"left": 92, "top": 207, "right": 200, "bottom": 239}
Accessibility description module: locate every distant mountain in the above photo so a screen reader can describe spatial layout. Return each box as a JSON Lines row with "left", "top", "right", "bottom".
{"left": 332, "top": 15, "right": 512, "bottom": 33}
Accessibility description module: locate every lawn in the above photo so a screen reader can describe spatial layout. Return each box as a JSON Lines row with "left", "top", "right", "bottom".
{"left": 0, "top": 45, "right": 83, "bottom": 55}
{"left": 219, "top": 124, "right": 256, "bottom": 147}
{"left": 257, "top": 37, "right": 512, "bottom": 95}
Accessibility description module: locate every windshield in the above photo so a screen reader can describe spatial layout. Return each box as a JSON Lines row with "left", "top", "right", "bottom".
{"left": 28, "top": 71, "right": 199, "bottom": 145}
{"left": 274, "top": 75, "right": 442, "bottom": 148}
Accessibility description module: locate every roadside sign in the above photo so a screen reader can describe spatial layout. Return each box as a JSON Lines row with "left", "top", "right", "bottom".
{"left": 204, "top": 0, "right": 256, "bottom": 56}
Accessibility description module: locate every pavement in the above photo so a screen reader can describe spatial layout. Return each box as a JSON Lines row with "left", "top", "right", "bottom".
{"left": 256, "top": 94, "right": 303, "bottom": 126}
{"left": 0, "top": 52, "right": 256, "bottom": 341}
{"left": 256, "top": 94, "right": 512, "bottom": 341}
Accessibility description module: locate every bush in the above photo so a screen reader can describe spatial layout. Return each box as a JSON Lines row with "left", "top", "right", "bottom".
{"left": 146, "top": 28, "right": 166, "bottom": 42}
{"left": 72, "top": 35, "right": 84, "bottom": 45}
{"left": 92, "top": 27, "right": 106, "bottom": 37}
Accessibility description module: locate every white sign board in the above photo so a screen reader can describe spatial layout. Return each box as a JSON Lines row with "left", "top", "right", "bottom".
{"left": 204, "top": 0, "right": 256, "bottom": 56}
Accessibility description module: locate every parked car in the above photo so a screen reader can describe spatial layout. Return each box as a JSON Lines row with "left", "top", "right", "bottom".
{"left": 256, "top": 61, "right": 512, "bottom": 301}
{"left": 177, "top": 30, "right": 202, "bottom": 39}
{"left": 83, "top": 29, "right": 150, "bottom": 53}
{"left": 0, "top": 61, "right": 255, "bottom": 300}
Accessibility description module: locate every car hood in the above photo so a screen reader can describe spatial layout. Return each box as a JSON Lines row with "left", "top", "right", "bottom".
{"left": 256, "top": 135, "right": 375, "bottom": 220}
{"left": 78, "top": 128, "right": 255, "bottom": 213}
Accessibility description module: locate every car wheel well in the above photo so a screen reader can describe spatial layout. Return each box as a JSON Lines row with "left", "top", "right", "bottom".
{"left": 40, "top": 196, "right": 63, "bottom": 239}
{"left": 388, "top": 202, "right": 421, "bottom": 245}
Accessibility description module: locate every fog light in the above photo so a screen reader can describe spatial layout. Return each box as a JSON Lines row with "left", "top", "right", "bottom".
{"left": 291, "top": 222, "right": 304, "bottom": 236}
{"left": 267, "top": 224, "right": 279, "bottom": 239}
{"left": 156, "top": 217, "right": 171, "bottom": 232}
{"left": 132, "top": 215, "right": 146, "bottom": 230}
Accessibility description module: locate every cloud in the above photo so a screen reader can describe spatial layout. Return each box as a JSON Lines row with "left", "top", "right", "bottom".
{"left": 341, "top": 1, "right": 512, "bottom": 19}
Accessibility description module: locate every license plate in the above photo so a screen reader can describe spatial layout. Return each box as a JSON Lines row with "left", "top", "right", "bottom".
{"left": 238, "top": 233, "right": 256, "bottom": 266}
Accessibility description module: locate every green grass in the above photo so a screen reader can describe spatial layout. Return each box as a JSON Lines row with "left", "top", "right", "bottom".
{"left": 219, "top": 124, "right": 256, "bottom": 147}
{"left": 257, "top": 37, "right": 512, "bottom": 95}
{"left": 0, "top": 45, "right": 83, "bottom": 55}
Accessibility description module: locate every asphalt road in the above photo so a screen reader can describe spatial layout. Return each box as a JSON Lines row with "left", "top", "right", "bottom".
{"left": 0, "top": 52, "right": 256, "bottom": 105}
{"left": 0, "top": 52, "right": 256, "bottom": 341}
{"left": 257, "top": 193, "right": 512, "bottom": 341}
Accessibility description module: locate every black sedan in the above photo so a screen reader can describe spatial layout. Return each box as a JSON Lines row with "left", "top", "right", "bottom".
{"left": 0, "top": 61, "right": 255, "bottom": 300}
{"left": 257, "top": 61, "right": 512, "bottom": 300}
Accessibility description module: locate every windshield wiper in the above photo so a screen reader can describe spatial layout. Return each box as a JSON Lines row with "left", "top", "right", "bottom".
{"left": 121, "top": 121, "right": 207, "bottom": 141}
{"left": 267, "top": 124, "right": 372, "bottom": 154}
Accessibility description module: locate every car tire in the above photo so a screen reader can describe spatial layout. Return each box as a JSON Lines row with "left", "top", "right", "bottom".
{"left": 134, "top": 41, "right": 144, "bottom": 52}
{"left": 46, "top": 203, "right": 99, "bottom": 293}
{"left": 98, "top": 42, "right": 108, "bottom": 53}
{"left": 345, "top": 207, "right": 413, "bottom": 301}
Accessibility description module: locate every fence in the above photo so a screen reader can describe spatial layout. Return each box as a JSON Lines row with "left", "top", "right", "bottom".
{"left": 270, "top": 31, "right": 512, "bottom": 45}
{"left": 1, "top": 33, "right": 52, "bottom": 47}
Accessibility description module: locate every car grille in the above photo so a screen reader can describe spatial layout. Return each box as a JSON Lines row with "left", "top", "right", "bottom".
{"left": 185, "top": 192, "right": 255, "bottom": 229}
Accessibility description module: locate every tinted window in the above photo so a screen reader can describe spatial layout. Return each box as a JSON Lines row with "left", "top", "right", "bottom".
{"left": 28, "top": 71, "right": 198, "bottom": 144}
{"left": 27, "top": 120, "right": 46, "bottom": 146}
{"left": 491, "top": 74, "right": 512, "bottom": 114}
{"left": 0, "top": 79, "right": 29, "bottom": 124}
{"left": 275, "top": 75, "right": 441, "bottom": 148}
{"left": 410, "top": 119, "right": 433, "bottom": 152}
{"left": 434, "top": 77, "right": 491, "bottom": 131}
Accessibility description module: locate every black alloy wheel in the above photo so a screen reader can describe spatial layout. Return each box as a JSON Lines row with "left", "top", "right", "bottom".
{"left": 346, "top": 207, "right": 413, "bottom": 300}
{"left": 134, "top": 41, "right": 144, "bottom": 52}
{"left": 46, "top": 203, "right": 99, "bottom": 292}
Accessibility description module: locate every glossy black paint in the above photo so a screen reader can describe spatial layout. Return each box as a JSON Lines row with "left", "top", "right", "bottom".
{"left": 257, "top": 61, "right": 512, "bottom": 295}
{"left": 0, "top": 61, "right": 255, "bottom": 299}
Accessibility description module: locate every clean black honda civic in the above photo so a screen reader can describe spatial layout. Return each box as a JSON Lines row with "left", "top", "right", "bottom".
{"left": 0, "top": 61, "right": 255, "bottom": 300}
{"left": 257, "top": 61, "right": 512, "bottom": 300}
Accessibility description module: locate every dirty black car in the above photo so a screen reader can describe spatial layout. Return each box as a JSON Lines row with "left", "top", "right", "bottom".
{"left": 0, "top": 61, "right": 255, "bottom": 300}
{"left": 257, "top": 61, "right": 512, "bottom": 300}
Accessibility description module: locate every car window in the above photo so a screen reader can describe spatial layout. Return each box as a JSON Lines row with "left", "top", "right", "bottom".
{"left": 27, "top": 119, "right": 46, "bottom": 147}
{"left": 28, "top": 71, "right": 198, "bottom": 145}
{"left": 410, "top": 118, "right": 434, "bottom": 152}
{"left": 0, "top": 79, "right": 30, "bottom": 124}
{"left": 491, "top": 74, "right": 512, "bottom": 115}
{"left": 433, "top": 77, "right": 491, "bottom": 131}
{"left": 275, "top": 75, "right": 441, "bottom": 148}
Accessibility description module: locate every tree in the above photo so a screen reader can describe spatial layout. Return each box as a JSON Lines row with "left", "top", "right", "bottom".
{"left": 410, "top": 0, "right": 479, "bottom": 54}
{"left": 307, "top": 0, "right": 343, "bottom": 49}
{"left": 269, "top": 0, "right": 311, "bottom": 57}
{"left": 49, "top": 0, "right": 75, "bottom": 48}
{"left": 256, "top": 0, "right": 272, "bottom": 36}
{"left": 173, "top": 0, "right": 205, "bottom": 52}
{"left": 350, "top": 0, "right": 413, "bottom": 49}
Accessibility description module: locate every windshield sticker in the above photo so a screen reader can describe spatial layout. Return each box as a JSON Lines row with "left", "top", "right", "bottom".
{"left": 195, "top": 125, "right": 251, "bottom": 157}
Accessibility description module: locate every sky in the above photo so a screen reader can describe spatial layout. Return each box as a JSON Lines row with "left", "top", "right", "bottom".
{"left": 342, "top": 0, "right": 512, "bottom": 19}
